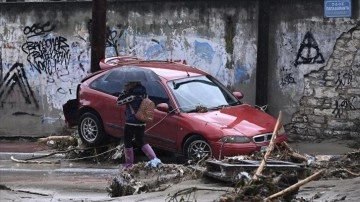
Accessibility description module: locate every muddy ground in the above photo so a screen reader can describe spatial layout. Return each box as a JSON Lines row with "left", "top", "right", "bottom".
{"left": 1, "top": 137, "right": 359, "bottom": 201}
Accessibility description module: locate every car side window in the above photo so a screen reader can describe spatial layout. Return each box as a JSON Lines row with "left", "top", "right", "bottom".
{"left": 90, "top": 74, "right": 124, "bottom": 96}
{"left": 146, "top": 81, "right": 172, "bottom": 108}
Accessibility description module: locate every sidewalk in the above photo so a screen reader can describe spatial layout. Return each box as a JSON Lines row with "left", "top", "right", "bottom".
{"left": 289, "top": 139, "right": 356, "bottom": 155}
{"left": 0, "top": 137, "right": 357, "bottom": 158}
{"left": 0, "top": 138, "right": 48, "bottom": 153}
{"left": 0, "top": 138, "right": 63, "bottom": 160}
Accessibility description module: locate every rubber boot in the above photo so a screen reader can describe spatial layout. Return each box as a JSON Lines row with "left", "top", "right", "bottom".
{"left": 141, "top": 144, "right": 157, "bottom": 160}
{"left": 124, "top": 147, "right": 134, "bottom": 169}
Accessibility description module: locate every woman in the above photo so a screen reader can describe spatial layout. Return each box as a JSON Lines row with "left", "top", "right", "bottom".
{"left": 117, "top": 81, "right": 161, "bottom": 169}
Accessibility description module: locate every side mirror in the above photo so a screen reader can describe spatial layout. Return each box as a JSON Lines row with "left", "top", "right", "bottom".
{"left": 156, "top": 103, "right": 170, "bottom": 112}
{"left": 233, "top": 91, "right": 244, "bottom": 100}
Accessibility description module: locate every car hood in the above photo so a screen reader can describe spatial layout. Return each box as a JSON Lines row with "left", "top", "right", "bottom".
{"left": 191, "top": 104, "right": 276, "bottom": 136}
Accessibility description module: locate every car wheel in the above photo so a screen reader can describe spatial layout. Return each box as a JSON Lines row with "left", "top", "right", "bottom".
{"left": 78, "top": 112, "right": 105, "bottom": 146}
{"left": 184, "top": 135, "right": 212, "bottom": 162}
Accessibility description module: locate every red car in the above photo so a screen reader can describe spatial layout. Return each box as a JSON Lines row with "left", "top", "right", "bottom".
{"left": 63, "top": 56, "right": 287, "bottom": 161}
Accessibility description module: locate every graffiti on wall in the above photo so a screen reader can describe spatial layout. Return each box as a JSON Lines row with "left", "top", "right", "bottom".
{"left": 21, "top": 22, "right": 70, "bottom": 76}
{"left": 105, "top": 24, "right": 128, "bottom": 56}
{"left": 294, "top": 31, "right": 325, "bottom": 67}
{"left": 332, "top": 96, "right": 358, "bottom": 118}
{"left": 104, "top": 25, "right": 233, "bottom": 85}
{"left": 0, "top": 63, "right": 39, "bottom": 109}
{"left": 335, "top": 68, "right": 355, "bottom": 88}
{"left": 280, "top": 31, "right": 325, "bottom": 87}
{"left": 332, "top": 48, "right": 360, "bottom": 118}
{"left": 0, "top": 21, "right": 91, "bottom": 111}
{"left": 23, "top": 22, "right": 55, "bottom": 38}
{"left": 280, "top": 65, "right": 296, "bottom": 86}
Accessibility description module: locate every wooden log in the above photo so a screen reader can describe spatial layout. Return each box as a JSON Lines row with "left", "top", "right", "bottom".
{"left": 252, "top": 111, "right": 282, "bottom": 180}
{"left": 281, "top": 142, "right": 308, "bottom": 162}
{"left": 264, "top": 169, "right": 325, "bottom": 201}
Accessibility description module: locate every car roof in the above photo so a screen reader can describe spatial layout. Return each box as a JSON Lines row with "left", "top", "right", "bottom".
{"left": 130, "top": 62, "right": 206, "bottom": 81}
{"left": 100, "top": 56, "right": 208, "bottom": 81}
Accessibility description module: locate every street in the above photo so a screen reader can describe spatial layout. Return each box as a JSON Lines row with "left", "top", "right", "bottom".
{"left": 0, "top": 154, "right": 230, "bottom": 202}
{"left": 0, "top": 159, "right": 117, "bottom": 201}
{"left": 0, "top": 138, "right": 359, "bottom": 202}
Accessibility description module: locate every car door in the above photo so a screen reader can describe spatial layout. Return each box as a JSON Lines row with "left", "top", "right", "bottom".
{"left": 144, "top": 81, "right": 181, "bottom": 152}
{"left": 89, "top": 72, "right": 126, "bottom": 137}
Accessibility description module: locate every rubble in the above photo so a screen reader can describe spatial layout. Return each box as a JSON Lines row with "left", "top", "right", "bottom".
{"left": 7, "top": 127, "right": 360, "bottom": 202}
{"left": 106, "top": 162, "right": 203, "bottom": 197}
{"left": 103, "top": 141, "right": 360, "bottom": 201}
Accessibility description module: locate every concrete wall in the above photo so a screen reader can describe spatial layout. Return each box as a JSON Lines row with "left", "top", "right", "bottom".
{"left": 0, "top": 1, "right": 259, "bottom": 137}
{"left": 0, "top": 2, "right": 92, "bottom": 136}
{"left": 268, "top": 0, "right": 360, "bottom": 140}
{"left": 0, "top": 0, "right": 359, "bottom": 139}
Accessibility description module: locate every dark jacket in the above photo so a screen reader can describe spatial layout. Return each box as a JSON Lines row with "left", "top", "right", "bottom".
{"left": 117, "top": 83, "right": 147, "bottom": 124}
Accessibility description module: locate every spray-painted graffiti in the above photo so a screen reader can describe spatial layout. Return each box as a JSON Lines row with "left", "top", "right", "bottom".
{"left": 104, "top": 25, "right": 232, "bottom": 85}
{"left": 106, "top": 24, "right": 128, "bottom": 56}
{"left": 280, "top": 66, "right": 296, "bottom": 86}
{"left": 23, "top": 22, "right": 55, "bottom": 38}
{"left": 21, "top": 22, "right": 70, "bottom": 75}
{"left": 280, "top": 31, "right": 325, "bottom": 87}
{"left": 105, "top": 24, "right": 129, "bottom": 57}
{"left": 294, "top": 31, "right": 325, "bottom": 67}
{"left": 332, "top": 97, "right": 357, "bottom": 118}
{"left": 335, "top": 68, "right": 355, "bottom": 88}
{"left": 281, "top": 73, "right": 296, "bottom": 86}
{"left": 0, "top": 63, "right": 39, "bottom": 109}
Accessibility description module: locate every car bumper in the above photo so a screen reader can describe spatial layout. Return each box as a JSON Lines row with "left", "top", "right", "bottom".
{"left": 210, "top": 135, "right": 288, "bottom": 159}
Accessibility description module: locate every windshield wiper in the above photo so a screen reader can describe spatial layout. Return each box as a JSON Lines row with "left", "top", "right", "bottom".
{"left": 229, "top": 101, "right": 242, "bottom": 106}
{"left": 209, "top": 104, "right": 229, "bottom": 110}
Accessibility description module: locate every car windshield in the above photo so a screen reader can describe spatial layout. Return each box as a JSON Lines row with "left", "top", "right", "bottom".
{"left": 168, "top": 75, "right": 241, "bottom": 112}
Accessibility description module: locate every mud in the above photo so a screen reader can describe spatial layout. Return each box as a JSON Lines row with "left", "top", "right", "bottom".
{"left": 1, "top": 138, "right": 359, "bottom": 202}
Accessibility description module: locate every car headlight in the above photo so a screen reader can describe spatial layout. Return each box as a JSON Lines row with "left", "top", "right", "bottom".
{"left": 219, "top": 136, "right": 251, "bottom": 143}
{"left": 277, "top": 126, "right": 286, "bottom": 136}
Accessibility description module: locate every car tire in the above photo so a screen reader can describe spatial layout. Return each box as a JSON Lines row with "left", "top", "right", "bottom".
{"left": 78, "top": 112, "right": 105, "bottom": 146}
{"left": 183, "top": 135, "right": 212, "bottom": 162}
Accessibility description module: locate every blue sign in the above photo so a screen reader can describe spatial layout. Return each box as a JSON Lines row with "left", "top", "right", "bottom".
{"left": 324, "top": 0, "right": 352, "bottom": 18}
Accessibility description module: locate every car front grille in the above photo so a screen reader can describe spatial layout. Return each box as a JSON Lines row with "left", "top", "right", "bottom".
{"left": 253, "top": 133, "right": 272, "bottom": 143}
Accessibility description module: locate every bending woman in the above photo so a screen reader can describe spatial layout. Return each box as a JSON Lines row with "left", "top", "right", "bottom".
{"left": 117, "top": 81, "right": 161, "bottom": 169}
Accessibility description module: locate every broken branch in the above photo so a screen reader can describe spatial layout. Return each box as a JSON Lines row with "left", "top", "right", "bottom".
{"left": 252, "top": 111, "right": 282, "bottom": 180}
{"left": 329, "top": 168, "right": 360, "bottom": 177}
{"left": 264, "top": 169, "right": 325, "bottom": 201}
{"left": 281, "top": 142, "right": 308, "bottom": 162}
{"left": 11, "top": 156, "right": 60, "bottom": 164}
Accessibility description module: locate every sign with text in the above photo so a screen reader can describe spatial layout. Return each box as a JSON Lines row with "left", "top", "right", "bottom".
{"left": 324, "top": 0, "right": 352, "bottom": 18}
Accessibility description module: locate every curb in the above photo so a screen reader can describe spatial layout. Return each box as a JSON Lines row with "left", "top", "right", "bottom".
{"left": 0, "top": 152, "right": 66, "bottom": 160}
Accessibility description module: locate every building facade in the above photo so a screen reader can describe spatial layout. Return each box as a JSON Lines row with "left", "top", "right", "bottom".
{"left": 0, "top": 0, "right": 359, "bottom": 140}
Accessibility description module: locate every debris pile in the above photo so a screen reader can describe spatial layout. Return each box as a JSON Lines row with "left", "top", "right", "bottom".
{"left": 310, "top": 149, "right": 360, "bottom": 179}
{"left": 106, "top": 162, "right": 203, "bottom": 197}
{"left": 216, "top": 145, "right": 360, "bottom": 202}
{"left": 8, "top": 122, "right": 360, "bottom": 201}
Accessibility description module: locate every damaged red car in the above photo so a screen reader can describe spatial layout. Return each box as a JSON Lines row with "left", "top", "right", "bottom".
{"left": 63, "top": 56, "right": 287, "bottom": 161}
